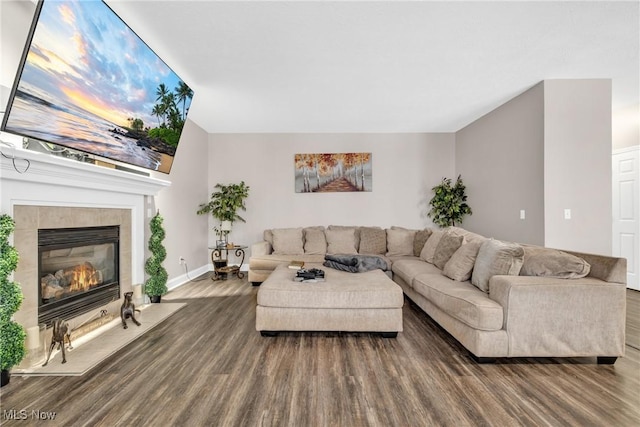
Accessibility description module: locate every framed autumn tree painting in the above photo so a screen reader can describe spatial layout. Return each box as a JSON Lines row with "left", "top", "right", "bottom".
{"left": 295, "top": 153, "right": 372, "bottom": 193}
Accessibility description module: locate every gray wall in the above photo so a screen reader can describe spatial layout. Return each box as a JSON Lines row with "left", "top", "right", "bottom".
{"left": 543, "top": 79, "right": 612, "bottom": 254}
{"left": 455, "top": 83, "right": 545, "bottom": 245}
{"left": 152, "top": 119, "right": 211, "bottom": 281}
{"left": 207, "top": 133, "right": 455, "bottom": 250}
{"left": 456, "top": 80, "right": 613, "bottom": 255}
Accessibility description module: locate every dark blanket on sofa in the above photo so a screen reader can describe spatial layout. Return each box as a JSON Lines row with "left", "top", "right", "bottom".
{"left": 323, "top": 254, "right": 389, "bottom": 273}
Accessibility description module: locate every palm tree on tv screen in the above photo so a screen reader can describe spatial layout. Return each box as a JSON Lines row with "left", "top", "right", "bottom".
{"left": 155, "top": 83, "right": 169, "bottom": 102}
{"left": 176, "top": 81, "right": 194, "bottom": 121}
{"left": 147, "top": 81, "right": 193, "bottom": 147}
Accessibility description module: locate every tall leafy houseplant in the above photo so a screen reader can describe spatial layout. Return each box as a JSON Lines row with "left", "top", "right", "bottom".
{"left": 0, "top": 214, "right": 26, "bottom": 387}
{"left": 197, "top": 181, "right": 250, "bottom": 239}
{"left": 145, "top": 212, "right": 168, "bottom": 303}
{"left": 428, "top": 175, "right": 472, "bottom": 227}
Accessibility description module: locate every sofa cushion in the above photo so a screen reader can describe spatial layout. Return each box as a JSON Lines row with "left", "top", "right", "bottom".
{"left": 420, "top": 229, "right": 445, "bottom": 263}
{"left": 433, "top": 233, "right": 464, "bottom": 270}
{"left": 471, "top": 239, "right": 524, "bottom": 292}
{"left": 412, "top": 273, "right": 504, "bottom": 331}
{"left": 442, "top": 238, "right": 484, "bottom": 282}
{"left": 386, "top": 228, "right": 417, "bottom": 257}
{"left": 325, "top": 228, "right": 358, "bottom": 254}
{"left": 520, "top": 246, "right": 591, "bottom": 279}
{"left": 359, "top": 227, "right": 387, "bottom": 255}
{"left": 392, "top": 258, "right": 442, "bottom": 289}
{"left": 414, "top": 228, "right": 433, "bottom": 256}
{"left": 272, "top": 228, "right": 304, "bottom": 255}
{"left": 304, "top": 226, "right": 327, "bottom": 254}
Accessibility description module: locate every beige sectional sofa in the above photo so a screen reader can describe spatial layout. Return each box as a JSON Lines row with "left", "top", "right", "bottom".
{"left": 249, "top": 225, "right": 627, "bottom": 363}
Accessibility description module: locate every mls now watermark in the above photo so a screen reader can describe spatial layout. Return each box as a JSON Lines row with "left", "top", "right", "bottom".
{"left": 3, "top": 409, "right": 57, "bottom": 421}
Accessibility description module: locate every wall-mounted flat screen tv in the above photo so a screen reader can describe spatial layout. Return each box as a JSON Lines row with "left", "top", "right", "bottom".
{"left": 1, "top": 0, "right": 193, "bottom": 174}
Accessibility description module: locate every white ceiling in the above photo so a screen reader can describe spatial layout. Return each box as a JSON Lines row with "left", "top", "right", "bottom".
{"left": 107, "top": 0, "right": 639, "bottom": 134}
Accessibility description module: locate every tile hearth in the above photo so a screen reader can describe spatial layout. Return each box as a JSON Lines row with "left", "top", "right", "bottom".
{"left": 13, "top": 302, "right": 186, "bottom": 376}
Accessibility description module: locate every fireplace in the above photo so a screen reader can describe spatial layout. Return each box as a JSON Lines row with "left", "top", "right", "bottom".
{"left": 3, "top": 147, "right": 168, "bottom": 368}
{"left": 38, "top": 226, "right": 120, "bottom": 326}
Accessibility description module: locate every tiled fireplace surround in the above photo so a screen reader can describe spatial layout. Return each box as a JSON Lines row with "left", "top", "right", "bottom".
{"left": 0, "top": 146, "right": 169, "bottom": 366}
{"left": 13, "top": 206, "right": 131, "bottom": 333}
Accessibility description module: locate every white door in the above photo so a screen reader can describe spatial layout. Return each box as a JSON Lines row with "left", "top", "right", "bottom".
{"left": 612, "top": 146, "right": 640, "bottom": 290}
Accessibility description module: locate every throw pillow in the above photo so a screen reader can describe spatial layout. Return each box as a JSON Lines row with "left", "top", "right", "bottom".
{"left": 447, "top": 226, "right": 485, "bottom": 243}
{"left": 520, "top": 246, "right": 591, "bottom": 279}
{"left": 471, "top": 239, "right": 525, "bottom": 292}
{"left": 272, "top": 228, "right": 304, "bottom": 255}
{"left": 443, "top": 238, "right": 485, "bottom": 282}
{"left": 264, "top": 229, "right": 274, "bottom": 246}
{"left": 359, "top": 227, "right": 387, "bottom": 255}
{"left": 433, "top": 233, "right": 465, "bottom": 270}
{"left": 303, "top": 226, "right": 327, "bottom": 254}
{"left": 414, "top": 228, "right": 433, "bottom": 256}
{"left": 386, "top": 228, "right": 417, "bottom": 257}
{"left": 420, "top": 229, "right": 445, "bottom": 263}
{"left": 325, "top": 228, "right": 358, "bottom": 254}
{"left": 328, "top": 225, "right": 360, "bottom": 251}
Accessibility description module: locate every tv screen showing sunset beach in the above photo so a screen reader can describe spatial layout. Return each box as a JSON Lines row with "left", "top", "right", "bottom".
{"left": 1, "top": 0, "right": 193, "bottom": 173}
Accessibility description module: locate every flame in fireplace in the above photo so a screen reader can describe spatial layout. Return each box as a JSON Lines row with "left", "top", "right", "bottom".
{"left": 70, "top": 262, "right": 100, "bottom": 291}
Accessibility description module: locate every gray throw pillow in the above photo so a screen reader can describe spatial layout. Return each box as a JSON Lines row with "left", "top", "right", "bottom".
{"left": 443, "top": 239, "right": 485, "bottom": 282}
{"left": 414, "top": 228, "right": 433, "bottom": 256}
{"left": 420, "top": 230, "right": 445, "bottom": 263}
{"left": 471, "top": 239, "right": 524, "bottom": 292}
{"left": 359, "top": 227, "right": 387, "bottom": 255}
{"left": 433, "top": 233, "right": 464, "bottom": 270}
{"left": 520, "top": 246, "right": 590, "bottom": 278}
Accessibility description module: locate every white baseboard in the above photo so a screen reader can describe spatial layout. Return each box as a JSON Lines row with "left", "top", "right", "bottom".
{"left": 167, "top": 264, "right": 211, "bottom": 291}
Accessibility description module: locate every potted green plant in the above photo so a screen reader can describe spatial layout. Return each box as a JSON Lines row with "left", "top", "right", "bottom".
{"left": 0, "top": 214, "right": 26, "bottom": 387}
{"left": 144, "top": 211, "right": 168, "bottom": 303}
{"left": 197, "top": 181, "right": 250, "bottom": 246}
{"left": 427, "top": 175, "right": 472, "bottom": 227}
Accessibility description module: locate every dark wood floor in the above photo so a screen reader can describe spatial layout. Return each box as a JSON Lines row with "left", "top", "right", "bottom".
{"left": 1, "top": 277, "right": 639, "bottom": 426}
{"left": 627, "top": 289, "right": 640, "bottom": 350}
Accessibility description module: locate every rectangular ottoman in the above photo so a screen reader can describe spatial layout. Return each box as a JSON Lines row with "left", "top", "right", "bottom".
{"left": 256, "top": 264, "right": 404, "bottom": 337}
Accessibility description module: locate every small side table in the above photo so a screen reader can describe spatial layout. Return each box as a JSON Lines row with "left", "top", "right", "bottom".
{"left": 209, "top": 245, "right": 247, "bottom": 280}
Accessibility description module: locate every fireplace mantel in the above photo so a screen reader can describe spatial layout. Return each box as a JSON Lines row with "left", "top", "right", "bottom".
{"left": 0, "top": 145, "right": 170, "bottom": 196}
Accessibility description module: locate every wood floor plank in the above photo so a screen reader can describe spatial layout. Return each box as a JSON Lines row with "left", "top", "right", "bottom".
{"left": 1, "top": 275, "right": 639, "bottom": 426}
{"left": 627, "top": 289, "right": 640, "bottom": 350}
